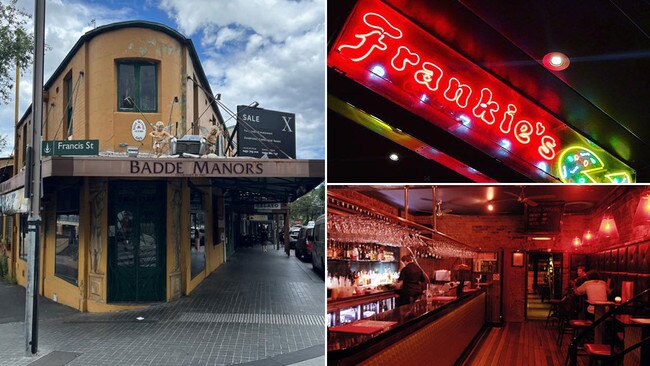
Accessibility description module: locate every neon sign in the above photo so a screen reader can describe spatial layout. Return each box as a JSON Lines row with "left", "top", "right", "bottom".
{"left": 328, "top": 0, "right": 635, "bottom": 182}
{"left": 558, "top": 146, "right": 631, "bottom": 183}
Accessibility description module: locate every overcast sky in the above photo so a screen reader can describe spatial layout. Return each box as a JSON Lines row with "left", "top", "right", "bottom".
{"left": 0, "top": 0, "right": 325, "bottom": 159}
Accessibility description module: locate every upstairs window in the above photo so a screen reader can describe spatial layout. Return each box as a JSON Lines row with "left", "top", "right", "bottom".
{"left": 64, "top": 73, "right": 73, "bottom": 137}
{"left": 117, "top": 61, "right": 157, "bottom": 112}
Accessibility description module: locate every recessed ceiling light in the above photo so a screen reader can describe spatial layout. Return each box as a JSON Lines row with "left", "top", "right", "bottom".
{"left": 543, "top": 52, "right": 570, "bottom": 71}
{"left": 389, "top": 153, "right": 399, "bottom": 161}
{"left": 487, "top": 203, "right": 494, "bottom": 211}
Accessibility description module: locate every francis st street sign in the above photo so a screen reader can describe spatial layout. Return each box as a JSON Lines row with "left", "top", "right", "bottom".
{"left": 42, "top": 140, "right": 99, "bottom": 156}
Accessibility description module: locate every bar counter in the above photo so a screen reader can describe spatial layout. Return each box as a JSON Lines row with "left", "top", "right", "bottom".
{"left": 327, "top": 289, "right": 398, "bottom": 312}
{"left": 328, "top": 287, "right": 487, "bottom": 366}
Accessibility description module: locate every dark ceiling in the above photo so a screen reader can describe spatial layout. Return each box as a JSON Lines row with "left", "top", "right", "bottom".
{"left": 327, "top": 0, "right": 650, "bottom": 182}
{"left": 334, "top": 185, "right": 624, "bottom": 216}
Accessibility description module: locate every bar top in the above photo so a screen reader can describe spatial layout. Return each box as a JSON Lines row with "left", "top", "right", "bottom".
{"left": 328, "top": 289, "right": 398, "bottom": 311}
{"left": 328, "top": 287, "right": 486, "bottom": 356}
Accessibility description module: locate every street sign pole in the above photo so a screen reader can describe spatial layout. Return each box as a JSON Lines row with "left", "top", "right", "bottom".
{"left": 25, "top": 0, "right": 45, "bottom": 356}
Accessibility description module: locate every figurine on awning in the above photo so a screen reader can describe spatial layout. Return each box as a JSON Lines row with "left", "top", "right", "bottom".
{"left": 150, "top": 121, "right": 173, "bottom": 156}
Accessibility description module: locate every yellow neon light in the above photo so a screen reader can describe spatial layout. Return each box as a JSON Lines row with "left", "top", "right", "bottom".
{"left": 557, "top": 145, "right": 633, "bottom": 183}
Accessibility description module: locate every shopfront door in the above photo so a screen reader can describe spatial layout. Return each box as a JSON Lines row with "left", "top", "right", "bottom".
{"left": 108, "top": 181, "right": 166, "bottom": 302}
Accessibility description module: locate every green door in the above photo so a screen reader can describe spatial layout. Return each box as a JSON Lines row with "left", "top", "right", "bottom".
{"left": 108, "top": 181, "right": 166, "bottom": 302}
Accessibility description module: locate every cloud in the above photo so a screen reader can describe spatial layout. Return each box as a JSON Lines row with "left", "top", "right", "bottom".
{"left": 0, "top": 0, "right": 132, "bottom": 155}
{"left": 0, "top": 0, "right": 325, "bottom": 159}
{"left": 159, "top": 0, "right": 325, "bottom": 158}
{"left": 159, "top": 0, "right": 323, "bottom": 42}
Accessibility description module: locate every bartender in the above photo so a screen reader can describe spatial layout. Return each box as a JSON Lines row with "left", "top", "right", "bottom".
{"left": 454, "top": 263, "right": 472, "bottom": 297}
{"left": 396, "top": 255, "right": 426, "bottom": 307}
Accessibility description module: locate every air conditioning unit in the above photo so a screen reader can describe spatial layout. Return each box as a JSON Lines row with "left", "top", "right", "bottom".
{"left": 175, "top": 135, "right": 205, "bottom": 155}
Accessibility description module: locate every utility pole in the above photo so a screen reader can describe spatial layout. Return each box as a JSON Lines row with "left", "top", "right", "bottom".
{"left": 25, "top": 0, "right": 46, "bottom": 356}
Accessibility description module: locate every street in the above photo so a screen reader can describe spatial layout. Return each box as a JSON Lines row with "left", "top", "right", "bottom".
{"left": 0, "top": 247, "right": 324, "bottom": 366}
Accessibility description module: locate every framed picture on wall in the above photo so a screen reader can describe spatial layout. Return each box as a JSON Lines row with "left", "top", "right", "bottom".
{"left": 512, "top": 252, "right": 524, "bottom": 267}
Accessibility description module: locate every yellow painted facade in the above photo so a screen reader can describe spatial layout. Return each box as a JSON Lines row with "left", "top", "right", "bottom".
{"left": 2, "top": 22, "right": 227, "bottom": 312}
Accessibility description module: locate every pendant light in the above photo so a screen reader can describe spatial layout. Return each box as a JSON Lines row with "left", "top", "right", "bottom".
{"left": 572, "top": 236, "right": 582, "bottom": 247}
{"left": 598, "top": 210, "right": 619, "bottom": 239}
{"left": 633, "top": 190, "right": 650, "bottom": 225}
{"left": 582, "top": 229, "right": 593, "bottom": 244}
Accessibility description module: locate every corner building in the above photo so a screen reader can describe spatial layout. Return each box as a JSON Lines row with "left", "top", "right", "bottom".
{"left": 0, "top": 21, "right": 323, "bottom": 312}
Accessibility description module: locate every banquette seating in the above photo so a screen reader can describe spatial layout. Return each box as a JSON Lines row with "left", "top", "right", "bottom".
{"left": 574, "top": 242, "right": 650, "bottom": 297}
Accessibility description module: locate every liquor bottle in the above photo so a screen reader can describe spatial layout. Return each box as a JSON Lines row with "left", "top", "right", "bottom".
{"left": 351, "top": 245, "right": 359, "bottom": 261}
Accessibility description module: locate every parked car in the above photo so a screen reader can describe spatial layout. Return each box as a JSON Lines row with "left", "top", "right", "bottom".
{"left": 289, "top": 226, "right": 302, "bottom": 249}
{"left": 311, "top": 214, "right": 325, "bottom": 274}
{"left": 295, "top": 223, "right": 315, "bottom": 261}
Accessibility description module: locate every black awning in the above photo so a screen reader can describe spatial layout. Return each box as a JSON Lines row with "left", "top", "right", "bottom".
{"left": 210, "top": 177, "right": 323, "bottom": 204}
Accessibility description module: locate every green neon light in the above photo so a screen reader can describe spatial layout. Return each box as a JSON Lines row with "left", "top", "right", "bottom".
{"left": 557, "top": 145, "right": 634, "bottom": 183}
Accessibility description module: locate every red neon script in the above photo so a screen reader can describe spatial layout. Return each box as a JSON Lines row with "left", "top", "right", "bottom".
{"left": 332, "top": 3, "right": 559, "bottom": 162}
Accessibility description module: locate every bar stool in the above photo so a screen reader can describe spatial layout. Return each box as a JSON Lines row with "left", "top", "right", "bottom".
{"left": 558, "top": 318, "right": 592, "bottom": 348}
{"left": 583, "top": 343, "right": 615, "bottom": 366}
{"left": 546, "top": 297, "right": 564, "bottom": 329}
{"left": 569, "top": 319, "right": 593, "bottom": 345}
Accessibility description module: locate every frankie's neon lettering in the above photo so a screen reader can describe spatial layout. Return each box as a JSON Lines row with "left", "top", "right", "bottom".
{"left": 444, "top": 78, "right": 472, "bottom": 108}
{"left": 499, "top": 104, "right": 517, "bottom": 134}
{"left": 514, "top": 120, "right": 533, "bottom": 144}
{"left": 538, "top": 136, "right": 557, "bottom": 160}
{"left": 472, "top": 88, "right": 500, "bottom": 125}
{"left": 414, "top": 62, "right": 443, "bottom": 91}
{"left": 336, "top": 11, "right": 559, "bottom": 161}
{"left": 391, "top": 46, "right": 420, "bottom": 71}
{"left": 337, "top": 12, "right": 402, "bottom": 62}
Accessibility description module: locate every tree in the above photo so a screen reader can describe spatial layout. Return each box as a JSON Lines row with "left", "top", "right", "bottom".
{"left": 0, "top": 0, "right": 33, "bottom": 105}
{"left": 289, "top": 183, "right": 325, "bottom": 224}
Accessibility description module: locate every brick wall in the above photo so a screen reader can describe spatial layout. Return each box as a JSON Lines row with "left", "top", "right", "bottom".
{"left": 328, "top": 187, "right": 650, "bottom": 322}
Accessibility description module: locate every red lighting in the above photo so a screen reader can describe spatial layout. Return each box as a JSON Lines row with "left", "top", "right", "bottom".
{"left": 330, "top": 1, "right": 559, "bottom": 165}
{"left": 598, "top": 215, "right": 619, "bottom": 238}
{"left": 543, "top": 52, "right": 570, "bottom": 71}
{"left": 633, "top": 193, "right": 650, "bottom": 225}
{"left": 582, "top": 229, "right": 593, "bottom": 243}
{"left": 328, "top": 0, "right": 635, "bottom": 182}
{"left": 572, "top": 236, "right": 581, "bottom": 247}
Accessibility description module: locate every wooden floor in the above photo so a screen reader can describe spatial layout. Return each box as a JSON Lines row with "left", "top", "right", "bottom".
{"left": 464, "top": 320, "right": 589, "bottom": 366}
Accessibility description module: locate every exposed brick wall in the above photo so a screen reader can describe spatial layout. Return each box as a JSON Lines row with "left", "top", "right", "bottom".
{"left": 329, "top": 187, "right": 650, "bottom": 322}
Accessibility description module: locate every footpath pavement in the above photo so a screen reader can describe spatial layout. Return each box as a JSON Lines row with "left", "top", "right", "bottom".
{"left": 0, "top": 247, "right": 325, "bottom": 366}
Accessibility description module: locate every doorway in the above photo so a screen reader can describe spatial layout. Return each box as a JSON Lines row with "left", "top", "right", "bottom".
{"left": 108, "top": 181, "right": 166, "bottom": 302}
{"left": 526, "top": 251, "right": 563, "bottom": 320}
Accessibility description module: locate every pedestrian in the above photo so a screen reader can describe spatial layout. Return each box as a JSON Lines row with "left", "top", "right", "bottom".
{"left": 260, "top": 227, "right": 269, "bottom": 252}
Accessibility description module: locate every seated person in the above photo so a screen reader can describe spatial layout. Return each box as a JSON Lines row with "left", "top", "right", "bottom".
{"left": 574, "top": 271, "right": 612, "bottom": 316}
{"left": 574, "top": 265, "right": 588, "bottom": 287}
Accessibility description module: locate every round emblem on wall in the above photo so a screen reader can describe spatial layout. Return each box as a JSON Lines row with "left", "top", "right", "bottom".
{"left": 132, "top": 119, "right": 147, "bottom": 141}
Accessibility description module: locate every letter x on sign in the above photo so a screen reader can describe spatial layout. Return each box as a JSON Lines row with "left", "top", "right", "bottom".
{"left": 282, "top": 116, "right": 293, "bottom": 132}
